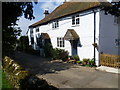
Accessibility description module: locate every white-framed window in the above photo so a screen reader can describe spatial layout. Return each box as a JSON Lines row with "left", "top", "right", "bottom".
{"left": 57, "top": 37, "right": 65, "bottom": 47}
{"left": 115, "top": 39, "right": 120, "bottom": 47}
{"left": 72, "top": 15, "right": 80, "bottom": 25}
{"left": 114, "top": 16, "right": 118, "bottom": 25}
{"left": 36, "top": 28, "right": 39, "bottom": 32}
{"left": 52, "top": 20, "right": 59, "bottom": 29}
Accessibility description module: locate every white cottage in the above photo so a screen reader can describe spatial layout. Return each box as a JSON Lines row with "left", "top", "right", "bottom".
{"left": 27, "top": 2, "right": 120, "bottom": 67}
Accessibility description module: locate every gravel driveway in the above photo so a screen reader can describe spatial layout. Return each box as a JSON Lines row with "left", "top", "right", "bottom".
{"left": 13, "top": 51, "right": 119, "bottom": 88}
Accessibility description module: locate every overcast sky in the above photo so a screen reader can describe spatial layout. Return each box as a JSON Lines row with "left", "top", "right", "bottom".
{"left": 17, "top": 0, "right": 112, "bottom": 36}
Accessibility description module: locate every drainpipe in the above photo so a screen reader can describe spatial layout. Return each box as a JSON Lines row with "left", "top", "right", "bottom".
{"left": 93, "top": 10, "right": 96, "bottom": 65}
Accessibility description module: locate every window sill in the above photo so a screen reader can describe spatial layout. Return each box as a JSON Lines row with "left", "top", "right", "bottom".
{"left": 52, "top": 27, "right": 59, "bottom": 30}
{"left": 72, "top": 24, "right": 80, "bottom": 27}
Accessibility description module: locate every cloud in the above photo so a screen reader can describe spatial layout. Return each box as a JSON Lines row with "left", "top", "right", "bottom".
{"left": 17, "top": 1, "right": 63, "bottom": 36}
{"left": 17, "top": 16, "right": 37, "bottom": 36}
{"left": 40, "top": 1, "right": 63, "bottom": 12}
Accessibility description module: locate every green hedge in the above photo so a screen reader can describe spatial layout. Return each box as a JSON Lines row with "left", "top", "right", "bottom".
{"left": 2, "top": 56, "right": 58, "bottom": 89}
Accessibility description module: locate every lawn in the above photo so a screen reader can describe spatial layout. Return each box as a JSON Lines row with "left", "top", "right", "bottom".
{"left": 2, "top": 71, "right": 14, "bottom": 89}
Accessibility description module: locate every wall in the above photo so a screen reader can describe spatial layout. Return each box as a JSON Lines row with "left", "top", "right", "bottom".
{"left": 99, "top": 11, "right": 119, "bottom": 55}
{"left": 29, "top": 10, "right": 100, "bottom": 62}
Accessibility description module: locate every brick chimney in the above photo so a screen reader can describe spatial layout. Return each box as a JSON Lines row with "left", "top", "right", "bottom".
{"left": 44, "top": 10, "right": 49, "bottom": 17}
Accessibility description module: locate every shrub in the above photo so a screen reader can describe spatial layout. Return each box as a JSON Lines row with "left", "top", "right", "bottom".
{"left": 43, "top": 43, "right": 53, "bottom": 57}
{"left": 57, "top": 49, "right": 69, "bottom": 61}
{"left": 82, "top": 58, "right": 90, "bottom": 65}
{"left": 76, "top": 61, "right": 82, "bottom": 64}
{"left": 88, "top": 58, "right": 95, "bottom": 66}
{"left": 50, "top": 48, "right": 60, "bottom": 60}
{"left": 73, "top": 55, "right": 80, "bottom": 61}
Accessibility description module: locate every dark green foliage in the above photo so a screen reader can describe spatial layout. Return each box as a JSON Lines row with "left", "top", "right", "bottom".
{"left": 72, "top": 55, "right": 80, "bottom": 61}
{"left": 102, "top": 2, "right": 120, "bottom": 17}
{"left": 57, "top": 48, "right": 69, "bottom": 61}
{"left": 76, "top": 61, "right": 82, "bottom": 64}
{"left": 16, "top": 36, "right": 39, "bottom": 55}
{"left": 2, "top": 2, "right": 37, "bottom": 57}
{"left": 2, "top": 71, "right": 14, "bottom": 89}
{"left": 44, "top": 43, "right": 53, "bottom": 57}
{"left": 16, "top": 36, "right": 29, "bottom": 51}
{"left": 43, "top": 43, "right": 69, "bottom": 61}
{"left": 88, "top": 58, "right": 94, "bottom": 66}
{"left": 50, "top": 48, "right": 69, "bottom": 61}
{"left": 82, "top": 58, "right": 90, "bottom": 65}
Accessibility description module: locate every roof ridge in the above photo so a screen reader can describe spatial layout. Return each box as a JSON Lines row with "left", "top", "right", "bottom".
{"left": 29, "top": 1, "right": 110, "bottom": 27}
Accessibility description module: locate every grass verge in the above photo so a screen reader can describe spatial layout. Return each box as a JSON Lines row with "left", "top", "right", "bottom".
{"left": 2, "top": 71, "right": 14, "bottom": 89}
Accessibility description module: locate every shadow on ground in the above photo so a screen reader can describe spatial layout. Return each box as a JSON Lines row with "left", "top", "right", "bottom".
{"left": 12, "top": 51, "right": 74, "bottom": 75}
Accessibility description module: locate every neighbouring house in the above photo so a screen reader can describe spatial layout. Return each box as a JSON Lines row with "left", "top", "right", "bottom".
{"left": 27, "top": 1, "right": 120, "bottom": 67}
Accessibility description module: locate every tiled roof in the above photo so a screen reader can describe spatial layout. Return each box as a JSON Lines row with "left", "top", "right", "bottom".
{"left": 29, "top": 1, "right": 110, "bottom": 27}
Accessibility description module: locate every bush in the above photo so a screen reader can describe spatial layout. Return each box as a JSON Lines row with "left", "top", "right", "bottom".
{"left": 50, "top": 48, "right": 60, "bottom": 60}
{"left": 43, "top": 43, "right": 69, "bottom": 61}
{"left": 73, "top": 55, "right": 80, "bottom": 61}
{"left": 57, "top": 48, "right": 69, "bottom": 61}
{"left": 43, "top": 43, "right": 53, "bottom": 57}
{"left": 76, "top": 61, "right": 82, "bottom": 64}
{"left": 82, "top": 58, "right": 90, "bottom": 65}
{"left": 88, "top": 58, "right": 95, "bottom": 66}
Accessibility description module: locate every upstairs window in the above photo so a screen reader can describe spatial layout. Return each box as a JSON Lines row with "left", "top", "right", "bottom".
{"left": 52, "top": 20, "right": 59, "bottom": 29}
{"left": 72, "top": 15, "right": 80, "bottom": 25}
{"left": 114, "top": 16, "right": 118, "bottom": 25}
{"left": 36, "top": 28, "right": 39, "bottom": 32}
{"left": 115, "top": 39, "right": 120, "bottom": 47}
{"left": 57, "top": 37, "right": 65, "bottom": 47}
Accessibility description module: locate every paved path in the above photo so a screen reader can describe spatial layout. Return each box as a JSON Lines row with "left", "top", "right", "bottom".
{"left": 13, "top": 52, "right": 119, "bottom": 88}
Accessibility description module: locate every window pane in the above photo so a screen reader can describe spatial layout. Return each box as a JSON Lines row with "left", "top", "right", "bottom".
{"left": 60, "top": 41, "right": 62, "bottom": 47}
{"left": 63, "top": 38, "right": 65, "bottom": 47}
{"left": 76, "top": 18, "right": 79, "bottom": 24}
{"left": 52, "top": 23, "right": 54, "bottom": 28}
{"left": 72, "top": 16, "right": 75, "bottom": 25}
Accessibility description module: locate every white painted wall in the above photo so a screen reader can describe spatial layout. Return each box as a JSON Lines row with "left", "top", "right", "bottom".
{"left": 28, "top": 9, "right": 119, "bottom": 66}
{"left": 29, "top": 10, "right": 100, "bottom": 62}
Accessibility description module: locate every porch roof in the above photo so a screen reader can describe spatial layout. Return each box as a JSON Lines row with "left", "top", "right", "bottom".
{"left": 64, "top": 29, "right": 79, "bottom": 40}
{"left": 41, "top": 33, "right": 50, "bottom": 39}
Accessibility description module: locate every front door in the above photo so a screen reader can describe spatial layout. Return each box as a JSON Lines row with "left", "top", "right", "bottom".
{"left": 70, "top": 39, "right": 78, "bottom": 56}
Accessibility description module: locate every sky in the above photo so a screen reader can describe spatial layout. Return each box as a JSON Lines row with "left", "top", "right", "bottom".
{"left": 17, "top": 1, "right": 64, "bottom": 36}
{"left": 17, "top": 0, "right": 112, "bottom": 36}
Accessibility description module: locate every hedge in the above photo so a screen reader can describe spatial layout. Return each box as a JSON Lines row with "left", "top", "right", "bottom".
{"left": 2, "top": 56, "right": 58, "bottom": 89}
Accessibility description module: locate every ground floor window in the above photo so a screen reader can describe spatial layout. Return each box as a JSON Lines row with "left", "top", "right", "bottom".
{"left": 57, "top": 37, "right": 65, "bottom": 47}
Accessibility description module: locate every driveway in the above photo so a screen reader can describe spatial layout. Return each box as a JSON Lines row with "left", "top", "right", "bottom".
{"left": 13, "top": 51, "right": 119, "bottom": 88}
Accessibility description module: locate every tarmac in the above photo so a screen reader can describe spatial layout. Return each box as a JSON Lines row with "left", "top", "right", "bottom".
{"left": 13, "top": 51, "right": 119, "bottom": 89}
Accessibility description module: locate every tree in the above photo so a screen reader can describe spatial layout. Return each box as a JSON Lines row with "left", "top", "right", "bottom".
{"left": 2, "top": 2, "right": 37, "bottom": 56}
{"left": 102, "top": 1, "right": 120, "bottom": 17}
{"left": 17, "top": 36, "right": 29, "bottom": 51}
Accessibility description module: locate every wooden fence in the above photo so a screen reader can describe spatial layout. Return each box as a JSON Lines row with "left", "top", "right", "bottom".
{"left": 100, "top": 54, "right": 120, "bottom": 68}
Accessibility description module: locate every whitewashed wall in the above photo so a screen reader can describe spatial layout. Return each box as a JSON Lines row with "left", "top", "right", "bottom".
{"left": 30, "top": 10, "right": 100, "bottom": 63}
{"left": 99, "top": 11, "right": 119, "bottom": 55}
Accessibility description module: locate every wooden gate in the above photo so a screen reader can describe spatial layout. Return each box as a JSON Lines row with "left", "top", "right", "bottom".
{"left": 100, "top": 54, "right": 120, "bottom": 68}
